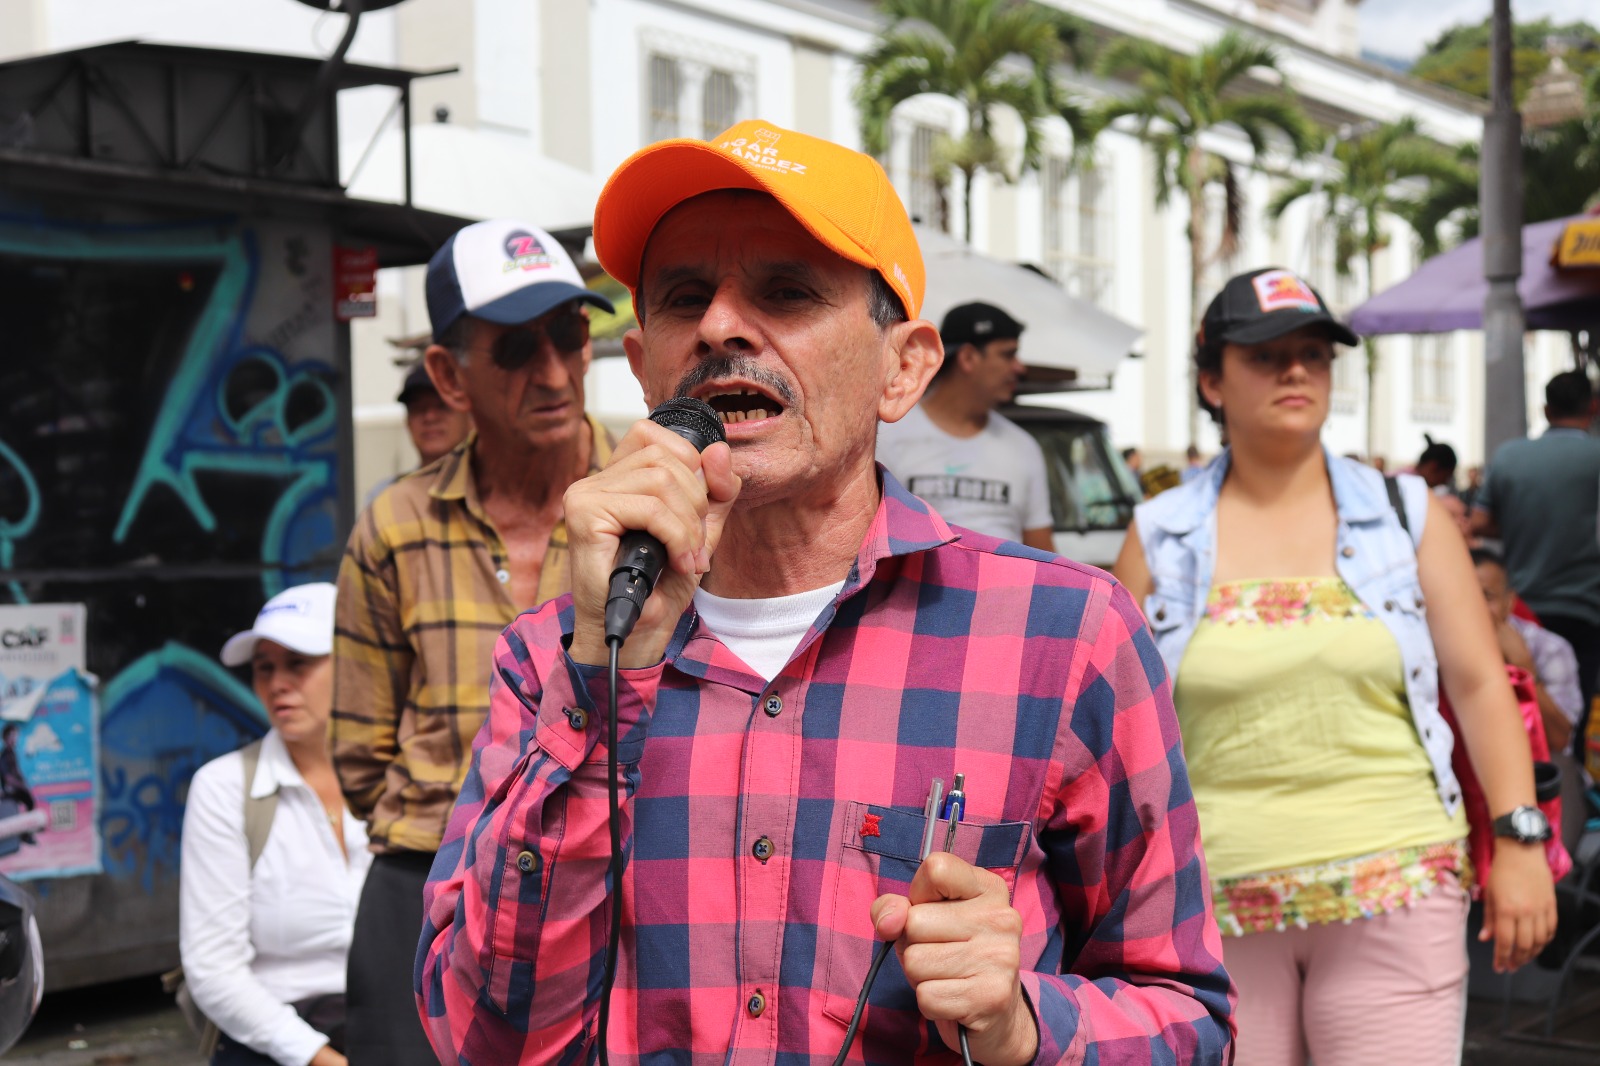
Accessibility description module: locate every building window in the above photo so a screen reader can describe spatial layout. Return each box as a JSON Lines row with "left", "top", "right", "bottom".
{"left": 1411, "top": 336, "right": 1454, "bottom": 421}
{"left": 641, "top": 34, "right": 756, "bottom": 148}
{"left": 1041, "top": 157, "right": 1113, "bottom": 307}
{"left": 906, "top": 123, "right": 945, "bottom": 231}
{"left": 647, "top": 54, "right": 681, "bottom": 142}
{"left": 701, "top": 69, "right": 740, "bottom": 139}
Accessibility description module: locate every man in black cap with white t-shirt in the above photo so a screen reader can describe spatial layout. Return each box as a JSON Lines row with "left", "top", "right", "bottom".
{"left": 877, "top": 301, "right": 1054, "bottom": 549}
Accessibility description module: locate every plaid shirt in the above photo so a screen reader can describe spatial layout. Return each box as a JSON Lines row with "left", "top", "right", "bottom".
{"left": 332, "top": 418, "right": 613, "bottom": 854}
{"left": 1509, "top": 616, "right": 1583, "bottom": 726}
{"left": 418, "top": 473, "right": 1235, "bottom": 1064}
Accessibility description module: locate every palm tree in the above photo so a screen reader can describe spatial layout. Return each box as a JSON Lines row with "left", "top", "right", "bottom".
{"left": 1267, "top": 119, "right": 1476, "bottom": 456}
{"left": 855, "top": 0, "right": 1088, "bottom": 242}
{"left": 1093, "top": 31, "right": 1313, "bottom": 445}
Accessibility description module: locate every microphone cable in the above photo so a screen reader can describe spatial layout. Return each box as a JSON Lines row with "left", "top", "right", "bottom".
{"left": 598, "top": 634, "right": 624, "bottom": 1066}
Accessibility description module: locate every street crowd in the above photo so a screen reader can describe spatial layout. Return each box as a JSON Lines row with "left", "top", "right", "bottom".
{"left": 167, "top": 120, "right": 1599, "bottom": 1066}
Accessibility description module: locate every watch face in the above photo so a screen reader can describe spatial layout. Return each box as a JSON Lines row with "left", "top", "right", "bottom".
{"left": 1512, "top": 807, "right": 1549, "bottom": 839}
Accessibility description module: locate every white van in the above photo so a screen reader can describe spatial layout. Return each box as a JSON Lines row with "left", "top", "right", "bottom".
{"left": 1001, "top": 404, "right": 1142, "bottom": 569}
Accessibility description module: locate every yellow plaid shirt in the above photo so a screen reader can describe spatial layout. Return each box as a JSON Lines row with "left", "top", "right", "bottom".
{"left": 332, "top": 417, "right": 613, "bottom": 853}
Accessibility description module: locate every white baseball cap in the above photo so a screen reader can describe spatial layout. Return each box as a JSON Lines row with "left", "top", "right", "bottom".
{"left": 220, "top": 582, "right": 338, "bottom": 667}
{"left": 424, "top": 218, "right": 614, "bottom": 341}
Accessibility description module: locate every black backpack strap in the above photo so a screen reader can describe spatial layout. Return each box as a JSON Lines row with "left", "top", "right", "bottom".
{"left": 1384, "top": 475, "right": 1409, "bottom": 537}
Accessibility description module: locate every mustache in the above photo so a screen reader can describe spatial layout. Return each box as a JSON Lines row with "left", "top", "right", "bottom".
{"left": 672, "top": 355, "right": 797, "bottom": 408}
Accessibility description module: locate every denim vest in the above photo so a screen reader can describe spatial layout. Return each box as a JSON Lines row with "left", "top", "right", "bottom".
{"left": 1134, "top": 449, "right": 1462, "bottom": 815}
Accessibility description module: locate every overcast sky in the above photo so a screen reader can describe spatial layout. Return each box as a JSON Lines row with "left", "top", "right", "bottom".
{"left": 1359, "top": 0, "right": 1595, "bottom": 60}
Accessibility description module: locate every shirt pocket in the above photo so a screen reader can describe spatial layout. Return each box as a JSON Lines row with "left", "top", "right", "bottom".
{"left": 818, "top": 800, "right": 1032, "bottom": 1028}
{"left": 483, "top": 749, "right": 549, "bottom": 1017}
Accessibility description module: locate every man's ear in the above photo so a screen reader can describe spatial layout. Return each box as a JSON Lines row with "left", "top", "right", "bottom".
{"left": 878, "top": 319, "right": 943, "bottom": 424}
{"left": 1197, "top": 368, "right": 1224, "bottom": 414}
{"left": 424, "top": 345, "right": 473, "bottom": 414}
{"left": 622, "top": 326, "right": 656, "bottom": 404}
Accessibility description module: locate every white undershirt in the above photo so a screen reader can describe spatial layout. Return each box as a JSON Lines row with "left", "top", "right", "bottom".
{"left": 693, "top": 581, "right": 845, "bottom": 681}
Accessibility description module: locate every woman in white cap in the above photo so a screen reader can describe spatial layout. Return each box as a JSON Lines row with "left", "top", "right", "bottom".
{"left": 179, "top": 583, "right": 370, "bottom": 1066}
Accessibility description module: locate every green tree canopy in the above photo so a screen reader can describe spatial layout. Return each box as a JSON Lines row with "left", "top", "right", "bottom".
{"left": 1410, "top": 17, "right": 1600, "bottom": 104}
{"left": 855, "top": 0, "right": 1088, "bottom": 240}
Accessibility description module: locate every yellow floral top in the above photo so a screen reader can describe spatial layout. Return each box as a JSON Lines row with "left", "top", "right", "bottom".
{"left": 1173, "top": 578, "right": 1469, "bottom": 936}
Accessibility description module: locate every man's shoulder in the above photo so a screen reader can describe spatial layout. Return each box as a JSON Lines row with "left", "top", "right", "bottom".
{"left": 928, "top": 527, "right": 1120, "bottom": 595}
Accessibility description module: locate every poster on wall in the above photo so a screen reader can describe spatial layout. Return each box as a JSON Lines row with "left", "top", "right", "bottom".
{"left": 0, "top": 604, "right": 101, "bottom": 880}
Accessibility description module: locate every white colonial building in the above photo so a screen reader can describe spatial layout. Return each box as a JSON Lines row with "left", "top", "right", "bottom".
{"left": 4, "top": 0, "right": 1580, "bottom": 494}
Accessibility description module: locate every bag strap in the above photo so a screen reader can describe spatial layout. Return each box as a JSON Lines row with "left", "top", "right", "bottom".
{"left": 1384, "top": 476, "right": 1409, "bottom": 537}
{"left": 238, "top": 739, "right": 280, "bottom": 871}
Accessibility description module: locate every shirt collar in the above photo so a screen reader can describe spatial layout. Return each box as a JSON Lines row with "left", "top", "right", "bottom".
{"left": 1544, "top": 427, "right": 1590, "bottom": 438}
{"left": 1149, "top": 446, "right": 1387, "bottom": 533}
{"left": 249, "top": 728, "right": 301, "bottom": 799}
{"left": 428, "top": 415, "right": 613, "bottom": 519}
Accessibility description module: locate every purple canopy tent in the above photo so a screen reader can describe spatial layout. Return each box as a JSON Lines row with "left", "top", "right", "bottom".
{"left": 1350, "top": 215, "right": 1600, "bottom": 335}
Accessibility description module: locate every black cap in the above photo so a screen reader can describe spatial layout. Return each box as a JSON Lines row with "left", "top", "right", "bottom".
{"left": 940, "top": 302, "right": 1024, "bottom": 349}
{"left": 397, "top": 364, "right": 438, "bottom": 406}
{"left": 1199, "top": 268, "right": 1358, "bottom": 349}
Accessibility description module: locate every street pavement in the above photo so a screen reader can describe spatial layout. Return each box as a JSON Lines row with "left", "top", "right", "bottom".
{"left": 4, "top": 969, "right": 1599, "bottom": 1065}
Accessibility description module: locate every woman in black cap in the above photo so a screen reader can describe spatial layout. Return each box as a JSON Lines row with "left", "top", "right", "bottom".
{"left": 1115, "top": 268, "right": 1555, "bottom": 1065}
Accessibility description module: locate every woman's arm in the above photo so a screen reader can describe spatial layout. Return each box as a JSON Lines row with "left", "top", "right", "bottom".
{"left": 178, "top": 760, "right": 334, "bottom": 1066}
{"left": 1112, "top": 524, "right": 1152, "bottom": 606}
{"left": 1416, "top": 493, "right": 1556, "bottom": 972}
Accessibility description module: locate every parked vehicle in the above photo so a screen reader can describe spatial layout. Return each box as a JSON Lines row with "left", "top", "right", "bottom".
{"left": 1001, "top": 403, "right": 1141, "bottom": 569}
{"left": 0, "top": 804, "right": 48, "bottom": 1053}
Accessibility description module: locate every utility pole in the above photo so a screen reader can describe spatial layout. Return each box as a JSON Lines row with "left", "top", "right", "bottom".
{"left": 1482, "top": 0, "right": 1527, "bottom": 451}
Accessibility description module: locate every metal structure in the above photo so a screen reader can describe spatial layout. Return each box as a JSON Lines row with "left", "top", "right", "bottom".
{"left": 0, "top": 40, "right": 471, "bottom": 991}
{"left": 1481, "top": 0, "right": 1528, "bottom": 452}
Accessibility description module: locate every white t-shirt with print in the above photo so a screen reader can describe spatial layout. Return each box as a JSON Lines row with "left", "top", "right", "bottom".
{"left": 876, "top": 403, "right": 1052, "bottom": 542}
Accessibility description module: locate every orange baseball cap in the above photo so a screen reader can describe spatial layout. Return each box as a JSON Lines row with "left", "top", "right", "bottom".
{"left": 593, "top": 119, "right": 925, "bottom": 320}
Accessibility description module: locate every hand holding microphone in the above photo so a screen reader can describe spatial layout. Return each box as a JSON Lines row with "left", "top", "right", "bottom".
{"left": 566, "top": 398, "right": 740, "bottom": 668}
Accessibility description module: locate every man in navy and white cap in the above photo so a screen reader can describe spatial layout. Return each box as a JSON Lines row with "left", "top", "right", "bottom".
{"left": 331, "top": 219, "right": 614, "bottom": 1066}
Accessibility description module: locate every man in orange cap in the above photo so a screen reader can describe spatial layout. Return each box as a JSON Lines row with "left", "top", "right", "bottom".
{"left": 418, "top": 121, "right": 1234, "bottom": 1065}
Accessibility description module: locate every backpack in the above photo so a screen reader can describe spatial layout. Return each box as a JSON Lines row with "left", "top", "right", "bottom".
{"left": 163, "top": 739, "right": 280, "bottom": 1055}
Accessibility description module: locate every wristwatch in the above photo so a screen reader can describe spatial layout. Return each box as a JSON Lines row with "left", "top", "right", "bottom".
{"left": 1492, "top": 805, "right": 1553, "bottom": 844}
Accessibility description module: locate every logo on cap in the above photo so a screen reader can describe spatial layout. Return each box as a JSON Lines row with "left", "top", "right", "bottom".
{"left": 503, "top": 231, "right": 557, "bottom": 273}
{"left": 1252, "top": 269, "right": 1321, "bottom": 314}
{"left": 721, "top": 129, "right": 808, "bottom": 176}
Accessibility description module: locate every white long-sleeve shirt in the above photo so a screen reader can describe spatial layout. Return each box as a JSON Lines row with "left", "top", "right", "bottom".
{"left": 179, "top": 730, "right": 371, "bottom": 1066}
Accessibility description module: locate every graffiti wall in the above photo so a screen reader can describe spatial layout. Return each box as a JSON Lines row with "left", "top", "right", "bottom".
{"left": 0, "top": 205, "right": 348, "bottom": 987}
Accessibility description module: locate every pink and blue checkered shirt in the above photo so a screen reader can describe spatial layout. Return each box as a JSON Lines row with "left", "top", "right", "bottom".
{"left": 418, "top": 473, "right": 1235, "bottom": 1065}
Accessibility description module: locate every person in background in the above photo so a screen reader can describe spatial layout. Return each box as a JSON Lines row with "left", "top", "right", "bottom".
{"left": 1371, "top": 455, "right": 1389, "bottom": 475}
{"left": 876, "top": 301, "right": 1054, "bottom": 549}
{"left": 180, "top": 583, "right": 368, "bottom": 1066}
{"left": 361, "top": 366, "right": 473, "bottom": 510}
{"left": 1472, "top": 369, "right": 1600, "bottom": 754}
{"left": 332, "top": 219, "right": 615, "bottom": 1066}
{"left": 0, "top": 724, "right": 33, "bottom": 813}
{"left": 1473, "top": 546, "right": 1587, "bottom": 849}
{"left": 1180, "top": 444, "right": 1206, "bottom": 483}
{"left": 1116, "top": 266, "right": 1555, "bottom": 1066}
{"left": 1460, "top": 464, "right": 1485, "bottom": 512}
{"left": 1413, "top": 436, "right": 1458, "bottom": 492}
{"left": 1122, "top": 446, "right": 1143, "bottom": 477}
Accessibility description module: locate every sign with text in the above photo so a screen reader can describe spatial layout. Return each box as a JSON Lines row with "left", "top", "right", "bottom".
{"left": 333, "top": 245, "right": 379, "bottom": 320}
{"left": 0, "top": 604, "right": 100, "bottom": 880}
{"left": 1555, "top": 218, "right": 1600, "bottom": 269}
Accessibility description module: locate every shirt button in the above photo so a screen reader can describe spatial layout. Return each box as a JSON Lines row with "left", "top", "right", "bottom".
{"left": 1384, "top": 600, "right": 1396, "bottom": 612}
{"left": 763, "top": 693, "right": 783, "bottom": 717}
{"left": 1154, "top": 607, "right": 1167, "bottom": 622}
{"left": 1341, "top": 546, "right": 1355, "bottom": 558}
{"left": 747, "top": 991, "right": 766, "bottom": 1017}
{"left": 567, "top": 708, "right": 588, "bottom": 730}
{"left": 752, "top": 836, "right": 774, "bottom": 862}
{"left": 517, "top": 850, "right": 538, "bottom": 874}
{"left": 496, "top": 568, "right": 511, "bottom": 584}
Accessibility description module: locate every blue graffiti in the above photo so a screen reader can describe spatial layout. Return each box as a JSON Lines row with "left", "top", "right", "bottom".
{"left": 98, "top": 643, "right": 268, "bottom": 888}
{"left": 0, "top": 216, "right": 339, "bottom": 601}
{"left": 0, "top": 435, "right": 39, "bottom": 604}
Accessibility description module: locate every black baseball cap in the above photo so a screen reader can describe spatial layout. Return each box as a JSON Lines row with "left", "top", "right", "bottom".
{"left": 1199, "top": 268, "right": 1358, "bottom": 349}
{"left": 397, "top": 364, "right": 438, "bottom": 406}
{"left": 940, "top": 302, "right": 1025, "bottom": 349}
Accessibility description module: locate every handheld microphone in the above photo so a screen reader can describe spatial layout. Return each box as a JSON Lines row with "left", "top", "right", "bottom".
{"left": 603, "top": 397, "right": 726, "bottom": 643}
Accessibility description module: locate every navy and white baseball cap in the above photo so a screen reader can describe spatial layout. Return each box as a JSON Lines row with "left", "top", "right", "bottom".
{"left": 220, "top": 583, "right": 337, "bottom": 666}
{"left": 425, "top": 219, "right": 614, "bottom": 341}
